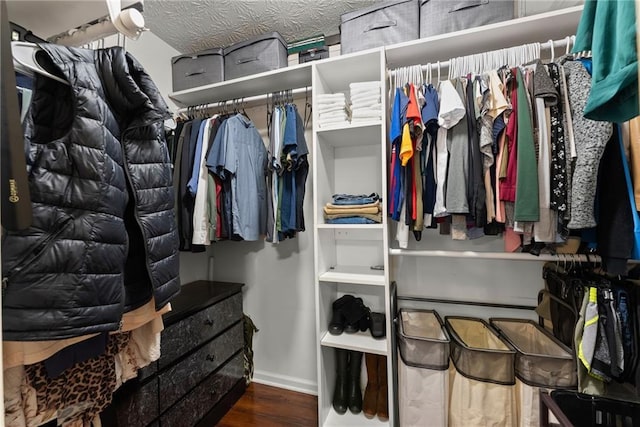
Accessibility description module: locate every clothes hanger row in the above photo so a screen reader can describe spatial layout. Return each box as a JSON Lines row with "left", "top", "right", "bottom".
{"left": 389, "top": 34, "right": 576, "bottom": 86}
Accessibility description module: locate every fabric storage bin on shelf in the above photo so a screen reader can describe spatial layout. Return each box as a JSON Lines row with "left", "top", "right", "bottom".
{"left": 518, "top": 0, "right": 584, "bottom": 17}
{"left": 223, "top": 32, "right": 288, "bottom": 80}
{"left": 419, "top": 0, "right": 514, "bottom": 38}
{"left": 397, "top": 309, "right": 450, "bottom": 427}
{"left": 340, "top": 0, "right": 419, "bottom": 55}
{"left": 445, "top": 316, "right": 517, "bottom": 427}
{"left": 171, "top": 48, "right": 224, "bottom": 92}
{"left": 490, "top": 318, "right": 577, "bottom": 427}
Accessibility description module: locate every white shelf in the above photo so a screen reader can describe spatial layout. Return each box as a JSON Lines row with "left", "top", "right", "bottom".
{"left": 321, "top": 331, "right": 387, "bottom": 356}
{"left": 169, "top": 62, "right": 312, "bottom": 107}
{"left": 319, "top": 266, "right": 385, "bottom": 286}
{"left": 316, "top": 122, "right": 382, "bottom": 147}
{"left": 323, "top": 407, "right": 390, "bottom": 427}
{"left": 385, "top": 6, "right": 583, "bottom": 68}
{"left": 317, "top": 224, "right": 383, "bottom": 230}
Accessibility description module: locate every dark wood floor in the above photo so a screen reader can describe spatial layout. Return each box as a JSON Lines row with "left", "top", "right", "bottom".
{"left": 217, "top": 382, "right": 318, "bottom": 427}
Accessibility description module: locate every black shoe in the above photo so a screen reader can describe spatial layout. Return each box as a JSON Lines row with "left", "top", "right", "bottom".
{"left": 344, "top": 298, "right": 370, "bottom": 334}
{"left": 329, "top": 295, "right": 355, "bottom": 335}
{"left": 332, "top": 348, "right": 349, "bottom": 414}
{"left": 369, "top": 312, "right": 385, "bottom": 338}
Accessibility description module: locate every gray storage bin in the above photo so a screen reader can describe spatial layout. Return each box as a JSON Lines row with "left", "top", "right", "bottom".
{"left": 490, "top": 318, "right": 576, "bottom": 389}
{"left": 340, "top": 0, "right": 419, "bottom": 55}
{"left": 224, "top": 32, "right": 288, "bottom": 80}
{"left": 172, "top": 48, "right": 224, "bottom": 92}
{"left": 420, "top": 0, "right": 514, "bottom": 38}
{"left": 397, "top": 309, "right": 450, "bottom": 427}
{"left": 445, "top": 316, "right": 516, "bottom": 385}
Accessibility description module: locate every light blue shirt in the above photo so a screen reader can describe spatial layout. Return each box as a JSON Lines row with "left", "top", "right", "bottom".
{"left": 224, "top": 114, "right": 268, "bottom": 241}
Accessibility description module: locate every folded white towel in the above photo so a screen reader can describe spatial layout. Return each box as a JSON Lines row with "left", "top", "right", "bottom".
{"left": 351, "top": 97, "right": 382, "bottom": 107}
{"left": 350, "top": 81, "right": 381, "bottom": 89}
{"left": 352, "top": 103, "right": 383, "bottom": 111}
{"left": 319, "top": 109, "right": 348, "bottom": 117}
{"left": 318, "top": 93, "right": 346, "bottom": 100}
{"left": 352, "top": 110, "right": 382, "bottom": 118}
{"left": 318, "top": 102, "right": 346, "bottom": 110}
{"left": 319, "top": 118, "right": 350, "bottom": 127}
{"left": 319, "top": 112, "right": 349, "bottom": 120}
{"left": 352, "top": 117, "right": 381, "bottom": 123}
{"left": 349, "top": 87, "right": 380, "bottom": 96}
{"left": 351, "top": 92, "right": 381, "bottom": 100}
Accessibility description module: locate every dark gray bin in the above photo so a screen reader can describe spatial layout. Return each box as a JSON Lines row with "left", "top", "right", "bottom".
{"left": 172, "top": 48, "right": 224, "bottom": 92}
{"left": 420, "top": 0, "right": 514, "bottom": 38}
{"left": 224, "top": 32, "right": 288, "bottom": 80}
{"left": 340, "top": 0, "right": 419, "bottom": 55}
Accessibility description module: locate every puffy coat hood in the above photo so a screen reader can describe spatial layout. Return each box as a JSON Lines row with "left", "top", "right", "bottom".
{"left": 2, "top": 45, "right": 180, "bottom": 341}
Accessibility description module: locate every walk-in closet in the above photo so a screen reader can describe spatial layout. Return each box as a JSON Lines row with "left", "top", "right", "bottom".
{"left": 2, "top": 0, "right": 640, "bottom": 426}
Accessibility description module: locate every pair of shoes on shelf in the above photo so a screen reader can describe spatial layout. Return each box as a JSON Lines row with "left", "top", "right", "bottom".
{"left": 329, "top": 295, "right": 370, "bottom": 335}
{"left": 362, "top": 353, "right": 389, "bottom": 421}
{"left": 332, "top": 349, "right": 363, "bottom": 415}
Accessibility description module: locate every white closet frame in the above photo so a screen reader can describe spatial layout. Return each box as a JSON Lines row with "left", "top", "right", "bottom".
{"left": 168, "top": 6, "right": 586, "bottom": 427}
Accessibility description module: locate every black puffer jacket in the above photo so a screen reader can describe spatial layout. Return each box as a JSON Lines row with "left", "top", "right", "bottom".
{"left": 2, "top": 45, "right": 180, "bottom": 341}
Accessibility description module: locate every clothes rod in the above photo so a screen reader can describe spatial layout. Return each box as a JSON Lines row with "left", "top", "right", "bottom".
{"left": 397, "top": 295, "right": 536, "bottom": 311}
{"left": 177, "top": 87, "right": 309, "bottom": 115}
{"left": 388, "top": 35, "right": 576, "bottom": 75}
{"left": 388, "top": 249, "right": 624, "bottom": 264}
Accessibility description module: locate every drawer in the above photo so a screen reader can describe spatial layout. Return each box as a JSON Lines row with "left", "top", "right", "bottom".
{"left": 159, "top": 321, "right": 243, "bottom": 412}
{"left": 138, "top": 361, "right": 157, "bottom": 381}
{"left": 111, "top": 377, "right": 158, "bottom": 427}
{"left": 160, "top": 293, "right": 242, "bottom": 369}
{"left": 161, "top": 351, "right": 244, "bottom": 427}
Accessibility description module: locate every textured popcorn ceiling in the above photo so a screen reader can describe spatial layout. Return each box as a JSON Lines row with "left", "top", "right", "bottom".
{"left": 144, "top": 0, "right": 383, "bottom": 54}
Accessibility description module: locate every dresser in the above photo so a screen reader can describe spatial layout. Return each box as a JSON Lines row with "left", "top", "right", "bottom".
{"left": 103, "top": 281, "right": 246, "bottom": 427}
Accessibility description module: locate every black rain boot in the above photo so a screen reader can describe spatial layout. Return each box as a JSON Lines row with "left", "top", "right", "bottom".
{"left": 347, "top": 351, "right": 363, "bottom": 414}
{"left": 332, "top": 348, "right": 349, "bottom": 414}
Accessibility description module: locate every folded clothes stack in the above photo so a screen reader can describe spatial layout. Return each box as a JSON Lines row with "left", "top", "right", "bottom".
{"left": 323, "top": 193, "right": 382, "bottom": 224}
{"left": 317, "top": 92, "right": 351, "bottom": 128}
{"left": 350, "top": 81, "right": 382, "bottom": 124}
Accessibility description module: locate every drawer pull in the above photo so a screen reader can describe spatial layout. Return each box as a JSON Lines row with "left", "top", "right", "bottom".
{"left": 206, "top": 354, "right": 216, "bottom": 362}
{"left": 204, "top": 318, "right": 215, "bottom": 326}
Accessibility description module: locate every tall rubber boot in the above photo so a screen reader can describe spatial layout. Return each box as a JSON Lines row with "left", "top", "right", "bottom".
{"left": 347, "top": 351, "right": 363, "bottom": 414}
{"left": 377, "top": 355, "right": 389, "bottom": 421}
{"left": 332, "top": 348, "right": 349, "bottom": 414}
{"left": 362, "top": 353, "right": 379, "bottom": 418}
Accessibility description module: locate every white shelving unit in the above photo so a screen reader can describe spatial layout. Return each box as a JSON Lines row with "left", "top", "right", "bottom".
{"left": 312, "top": 48, "right": 392, "bottom": 427}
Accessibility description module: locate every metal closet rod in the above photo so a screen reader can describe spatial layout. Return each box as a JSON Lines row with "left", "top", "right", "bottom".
{"left": 397, "top": 295, "right": 536, "bottom": 311}
{"left": 389, "top": 249, "right": 640, "bottom": 265}
{"left": 177, "top": 87, "right": 309, "bottom": 115}
{"left": 388, "top": 35, "right": 577, "bottom": 76}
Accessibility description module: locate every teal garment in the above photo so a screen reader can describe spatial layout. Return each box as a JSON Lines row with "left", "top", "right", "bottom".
{"left": 573, "top": 0, "right": 639, "bottom": 122}
{"left": 514, "top": 69, "right": 539, "bottom": 222}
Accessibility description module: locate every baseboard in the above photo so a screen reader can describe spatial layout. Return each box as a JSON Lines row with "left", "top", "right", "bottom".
{"left": 252, "top": 370, "right": 318, "bottom": 396}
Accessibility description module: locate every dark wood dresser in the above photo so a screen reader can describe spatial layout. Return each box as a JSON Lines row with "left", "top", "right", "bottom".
{"left": 103, "top": 281, "right": 246, "bottom": 427}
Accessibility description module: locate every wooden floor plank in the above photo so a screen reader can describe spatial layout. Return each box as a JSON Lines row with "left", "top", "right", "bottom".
{"left": 217, "top": 382, "right": 318, "bottom": 427}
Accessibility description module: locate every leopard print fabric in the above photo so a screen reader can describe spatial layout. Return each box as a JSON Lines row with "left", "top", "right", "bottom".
{"left": 24, "top": 333, "right": 130, "bottom": 426}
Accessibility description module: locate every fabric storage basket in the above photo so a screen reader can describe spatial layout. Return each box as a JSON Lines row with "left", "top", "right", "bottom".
{"left": 397, "top": 309, "right": 450, "bottom": 427}
{"left": 172, "top": 48, "right": 224, "bottom": 92}
{"left": 224, "top": 32, "right": 288, "bottom": 81}
{"left": 340, "top": 0, "right": 419, "bottom": 55}
{"left": 445, "top": 316, "right": 517, "bottom": 427}
{"left": 490, "top": 318, "right": 577, "bottom": 427}
{"left": 419, "top": 0, "right": 514, "bottom": 39}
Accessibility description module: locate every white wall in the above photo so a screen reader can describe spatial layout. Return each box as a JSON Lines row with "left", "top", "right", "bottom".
{"left": 208, "top": 101, "right": 318, "bottom": 394}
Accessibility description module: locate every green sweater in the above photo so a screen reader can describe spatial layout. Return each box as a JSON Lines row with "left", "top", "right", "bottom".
{"left": 573, "top": 0, "right": 638, "bottom": 122}
{"left": 514, "top": 68, "right": 539, "bottom": 222}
